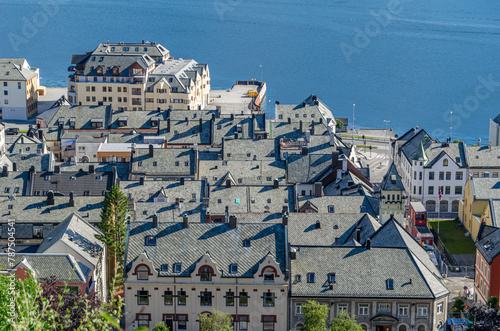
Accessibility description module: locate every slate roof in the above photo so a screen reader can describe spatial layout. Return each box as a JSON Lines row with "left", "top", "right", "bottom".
{"left": 199, "top": 160, "right": 286, "bottom": 186}
{"left": 0, "top": 171, "right": 29, "bottom": 196}
{"left": 213, "top": 115, "right": 254, "bottom": 145}
{"left": 82, "top": 54, "right": 155, "bottom": 76}
{"left": 288, "top": 213, "right": 379, "bottom": 246}
{"left": 32, "top": 170, "right": 113, "bottom": 196}
{"left": 125, "top": 222, "right": 286, "bottom": 278}
{"left": 0, "top": 59, "right": 37, "bottom": 81}
{"left": 276, "top": 95, "right": 335, "bottom": 127}
{"left": 0, "top": 253, "right": 89, "bottom": 283}
{"left": 471, "top": 178, "right": 500, "bottom": 200}
{"left": 0, "top": 153, "right": 52, "bottom": 172}
{"left": 466, "top": 146, "right": 500, "bottom": 169}
{"left": 54, "top": 162, "right": 129, "bottom": 181}
{"left": 133, "top": 201, "right": 205, "bottom": 223}
{"left": 493, "top": 114, "right": 500, "bottom": 125}
{"left": 130, "top": 148, "right": 196, "bottom": 177}
{"left": 120, "top": 180, "right": 204, "bottom": 203}
{"left": 163, "top": 119, "right": 211, "bottom": 145}
{"left": 399, "top": 129, "right": 434, "bottom": 163}
{"left": 290, "top": 246, "right": 448, "bottom": 299}
{"left": 287, "top": 154, "right": 332, "bottom": 184}
{"left": 269, "top": 121, "right": 327, "bottom": 140}
{"left": 91, "top": 42, "right": 170, "bottom": 58}
{"left": 109, "top": 110, "right": 167, "bottom": 130}
{"left": 296, "top": 195, "right": 376, "bottom": 216}
{"left": 424, "top": 142, "right": 468, "bottom": 168}
{"left": 476, "top": 225, "right": 500, "bottom": 264}
{"left": 8, "top": 134, "right": 44, "bottom": 154}
{"left": 37, "top": 105, "right": 110, "bottom": 130}
{"left": 167, "top": 110, "right": 217, "bottom": 121}
{"left": 37, "top": 213, "right": 105, "bottom": 267}
{"left": 223, "top": 139, "right": 277, "bottom": 161}
{"left": 381, "top": 163, "right": 405, "bottom": 191}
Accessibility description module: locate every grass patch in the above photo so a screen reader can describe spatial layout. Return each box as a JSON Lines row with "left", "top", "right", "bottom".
{"left": 355, "top": 144, "right": 378, "bottom": 149}
{"left": 428, "top": 219, "right": 476, "bottom": 255}
{"left": 340, "top": 134, "right": 378, "bottom": 140}
{"left": 19, "top": 130, "right": 28, "bottom": 133}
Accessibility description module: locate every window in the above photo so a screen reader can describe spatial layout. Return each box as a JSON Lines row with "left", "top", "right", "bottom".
{"left": 263, "top": 292, "right": 275, "bottom": 307}
{"left": 136, "top": 266, "right": 149, "bottom": 280}
{"left": 439, "top": 172, "right": 444, "bottom": 180}
{"left": 229, "top": 264, "right": 238, "bottom": 274}
{"left": 307, "top": 273, "right": 315, "bottom": 283}
{"left": 164, "top": 291, "right": 173, "bottom": 305}
{"left": 263, "top": 316, "right": 275, "bottom": 331}
{"left": 177, "top": 291, "right": 186, "bottom": 305}
{"left": 428, "top": 186, "right": 434, "bottom": 195}
{"left": 18, "top": 82, "right": 21, "bottom": 89}
{"left": 4, "top": 91, "right": 8, "bottom": 96}
{"left": 379, "top": 303, "right": 390, "bottom": 312}
{"left": 443, "top": 159, "right": 448, "bottom": 166}
{"left": 239, "top": 292, "right": 248, "bottom": 306}
{"left": 429, "top": 172, "right": 434, "bottom": 180}
{"left": 328, "top": 273, "right": 336, "bottom": 283}
{"left": 160, "top": 264, "right": 168, "bottom": 272}
{"left": 145, "top": 236, "right": 156, "bottom": 246}
{"left": 398, "top": 304, "right": 409, "bottom": 316}
{"left": 445, "top": 186, "right": 450, "bottom": 195}
{"left": 337, "top": 303, "right": 348, "bottom": 315}
{"left": 437, "top": 302, "right": 443, "bottom": 314}
{"left": 264, "top": 272, "right": 275, "bottom": 282}
{"left": 137, "top": 314, "right": 149, "bottom": 328}
{"left": 200, "top": 266, "right": 213, "bottom": 281}
{"left": 243, "top": 239, "right": 251, "bottom": 247}
{"left": 328, "top": 205, "right": 335, "bottom": 213}
{"left": 493, "top": 172, "right": 498, "bottom": 178}
{"left": 226, "top": 291, "right": 234, "bottom": 306}
{"left": 399, "top": 326, "right": 407, "bottom": 331}
{"left": 175, "top": 161, "right": 179, "bottom": 166}
{"left": 446, "top": 172, "right": 451, "bottom": 180}
{"left": 473, "top": 172, "right": 479, "bottom": 178}
{"left": 173, "top": 263, "right": 181, "bottom": 273}
{"left": 137, "top": 290, "right": 149, "bottom": 305}
{"left": 455, "top": 186, "right": 462, "bottom": 195}
{"left": 419, "top": 172, "right": 422, "bottom": 180}
{"left": 200, "top": 291, "right": 212, "bottom": 306}
{"left": 296, "top": 275, "right": 302, "bottom": 282}
{"left": 417, "top": 304, "right": 428, "bottom": 317}
{"left": 386, "top": 278, "right": 394, "bottom": 290}
{"left": 178, "top": 315, "right": 187, "bottom": 330}
{"left": 358, "top": 303, "right": 369, "bottom": 316}
{"left": 295, "top": 303, "right": 303, "bottom": 315}
{"left": 239, "top": 316, "right": 249, "bottom": 330}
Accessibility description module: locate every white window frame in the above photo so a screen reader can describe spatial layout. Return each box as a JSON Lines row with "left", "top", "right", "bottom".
{"left": 378, "top": 303, "right": 390, "bottom": 312}
{"left": 358, "top": 303, "right": 369, "bottom": 316}
{"left": 295, "top": 303, "right": 303, "bottom": 315}
{"left": 337, "top": 303, "right": 348, "bottom": 315}
{"left": 398, "top": 304, "right": 409, "bottom": 317}
{"left": 417, "top": 304, "right": 428, "bottom": 317}
{"left": 437, "top": 302, "right": 443, "bottom": 314}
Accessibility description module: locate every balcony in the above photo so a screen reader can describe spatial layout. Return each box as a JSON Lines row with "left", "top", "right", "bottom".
{"left": 132, "top": 99, "right": 142, "bottom": 106}
{"left": 132, "top": 91, "right": 142, "bottom": 95}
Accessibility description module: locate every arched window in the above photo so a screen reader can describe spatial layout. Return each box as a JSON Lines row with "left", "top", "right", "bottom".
{"left": 426, "top": 200, "right": 436, "bottom": 212}
{"left": 443, "top": 159, "right": 448, "bottom": 166}
{"left": 399, "top": 325, "right": 407, "bottom": 331}
{"left": 200, "top": 266, "right": 213, "bottom": 281}
{"left": 136, "top": 266, "right": 149, "bottom": 280}
{"left": 418, "top": 325, "right": 426, "bottom": 331}
{"left": 452, "top": 200, "right": 459, "bottom": 212}
{"left": 295, "top": 323, "right": 304, "bottom": 331}
{"left": 360, "top": 324, "right": 368, "bottom": 331}
{"left": 440, "top": 200, "right": 448, "bottom": 212}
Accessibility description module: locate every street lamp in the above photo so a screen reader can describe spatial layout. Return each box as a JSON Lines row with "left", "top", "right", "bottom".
{"left": 384, "top": 120, "right": 390, "bottom": 165}
{"left": 450, "top": 111, "right": 453, "bottom": 142}
{"left": 352, "top": 104, "right": 355, "bottom": 146}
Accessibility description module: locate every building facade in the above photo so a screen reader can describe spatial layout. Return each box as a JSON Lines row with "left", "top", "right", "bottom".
{"left": 474, "top": 225, "right": 500, "bottom": 304}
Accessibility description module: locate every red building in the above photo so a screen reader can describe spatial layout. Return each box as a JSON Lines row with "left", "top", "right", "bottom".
{"left": 408, "top": 201, "right": 434, "bottom": 246}
{"left": 474, "top": 224, "right": 500, "bottom": 303}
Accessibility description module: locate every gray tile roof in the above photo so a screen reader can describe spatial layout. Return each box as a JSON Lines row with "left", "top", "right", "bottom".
{"left": 32, "top": 170, "right": 113, "bottom": 196}
{"left": 167, "top": 110, "right": 217, "bottom": 121}
{"left": 1, "top": 153, "right": 52, "bottom": 172}
{"left": 0, "top": 60, "right": 37, "bottom": 81}
{"left": 471, "top": 178, "right": 500, "bottom": 200}
{"left": 130, "top": 148, "right": 196, "bottom": 177}
{"left": 37, "top": 213, "right": 104, "bottom": 267}
{"left": 37, "top": 105, "right": 110, "bottom": 130}
{"left": 199, "top": 160, "right": 286, "bottom": 186}
{"left": 466, "top": 146, "right": 500, "bottom": 169}
{"left": 399, "top": 129, "right": 434, "bottom": 163}
{"left": 287, "top": 154, "right": 332, "bottom": 184}
{"left": 82, "top": 54, "right": 155, "bottom": 76}
{"left": 380, "top": 163, "right": 405, "bottom": 191}
{"left": 223, "top": 139, "right": 277, "bottom": 161}
{"left": 296, "top": 196, "right": 375, "bottom": 215}
{"left": 163, "top": 119, "right": 211, "bottom": 145}
{"left": 290, "top": 246, "right": 448, "bottom": 299}
{"left": 133, "top": 201, "right": 204, "bottom": 223}
{"left": 54, "top": 162, "right": 129, "bottom": 181}
{"left": 492, "top": 200, "right": 500, "bottom": 226}
{"left": 494, "top": 114, "right": 500, "bottom": 125}
{"left": 92, "top": 42, "right": 170, "bottom": 58}
{"left": 120, "top": 180, "right": 204, "bottom": 203}
{"left": 288, "top": 213, "right": 379, "bottom": 246}
{"left": 125, "top": 222, "right": 286, "bottom": 278}
{"left": 109, "top": 110, "right": 166, "bottom": 130}
{"left": 424, "top": 142, "right": 467, "bottom": 168}
{"left": 269, "top": 121, "right": 327, "bottom": 140}
{"left": 476, "top": 225, "right": 500, "bottom": 264}
{"left": 0, "top": 171, "right": 29, "bottom": 196}
{"left": 213, "top": 116, "right": 254, "bottom": 145}
{"left": 0, "top": 253, "right": 88, "bottom": 283}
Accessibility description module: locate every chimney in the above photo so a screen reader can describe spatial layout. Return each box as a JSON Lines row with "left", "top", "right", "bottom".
{"left": 89, "top": 165, "right": 95, "bottom": 174}
{"left": 355, "top": 227, "right": 361, "bottom": 242}
{"left": 38, "top": 130, "right": 43, "bottom": 141}
{"left": 152, "top": 214, "right": 158, "bottom": 228}
{"left": 290, "top": 248, "right": 297, "bottom": 260}
{"left": 299, "top": 120, "right": 303, "bottom": 134}
{"left": 199, "top": 118, "right": 203, "bottom": 131}
{"left": 314, "top": 182, "right": 322, "bottom": 197}
{"left": 282, "top": 205, "right": 289, "bottom": 214}
{"left": 54, "top": 165, "right": 60, "bottom": 174}
{"left": 180, "top": 177, "right": 185, "bottom": 186}
{"left": 342, "top": 159, "right": 347, "bottom": 172}
{"left": 12, "top": 163, "right": 17, "bottom": 172}
{"left": 234, "top": 132, "right": 239, "bottom": 139}
{"left": 47, "top": 191, "right": 55, "bottom": 205}
{"left": 319, "top": 118, "right": 323, "bottom": 124}
{"left": 273, "top": 179, "right": 279, "bottom": 189}
{"left": 149, "top": 144, "right": 154, "bottom": 157}
{"left": 30, "top": 165, "right": 36, "bottom": 175}
{"left": 69, "top": 192, "right": 75, "bottom": 207}
{"left": 334, "top": 237, "right": 339, "bottom": 246}
{"left": 332, "top": 151, "right": 339, "bottom": 169}
{"left": 366, "top": 238, "right": 371, "bottom": 250}
{"left": 230, "top": 113, "right": 234, "bottom": 121}
{"left": 305, "top": 130, "right": 310, "bottom": 143}
{"left": 287, "top": 117, "right": 291, "bottom": 124}
{"left": 301, "top": 147, "right": 308, "bottom": 155}
{"left": 139, "top": 177, "right": 145, "bottom": 186}
{"left": 185, "top": 116, "right": 188, "bottom": 122}
{"left": 315, "top": 220, "right": 321, "bottom": 229}
{"left": 182, "top": 215, "right": 189, "bottom": 228}
{"left": 478, "top": 138, "right": 481, "bottom": 146}
{"left": 311, "top": 121, "right": 315, "bottom": 135}
{"left": 229, "top": 215, "right": 237, "bottom": 228}
{"left": 212, "top": 113, "right": 216, "bottom": 121}
{"left": 2, "top": 165, "right": 8, "bottom": 177}
{"left": 302, "top": 101, "right": 306, "bottom": 107}
{"left": 226, "top": 179, "right": 231, "bottom": 188}
{"left": 167, "top": 118, "right": 171, "bottom": 132}
{"left": 282, "top": 215, "right": 288, "bottom": 228}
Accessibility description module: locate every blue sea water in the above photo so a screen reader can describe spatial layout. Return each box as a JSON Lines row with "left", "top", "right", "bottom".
{"left": 1, "top": 0, "right": 500, "bottom": 144}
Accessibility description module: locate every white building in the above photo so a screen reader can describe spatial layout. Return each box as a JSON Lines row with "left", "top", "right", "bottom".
{"left": 489, "top": 114, "right": 500, "bottom": 146}
{"left": 0, "top": 58, "right": 39, "bottom": 120}
{"left": 0, "top": 123, "right": 5, "bottom": 155}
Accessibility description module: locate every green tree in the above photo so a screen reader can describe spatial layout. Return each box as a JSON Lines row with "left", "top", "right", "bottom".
{"left": 96, "top": 184, "right": 129, "bottom": 288}
{"left": 452, "top": 297, "right": 466, "bottom": 316}
{"left": 199, "top": 310, "right": 233, "bottom": 331}
{"left": 0, "top": 273, "right": 37, "bottom": 329}
{"left": 152, "top": 322, "right": 170, "bottom": 331}
{"left": 335, "top": 119, "right": 344, "bottom": 130}
{"left": 329, "top": 313, "right": 363, "bottom": 331}
{"left": 303, "top": 300, "right": 329, "bottom": 331}
{"left": 486, "top": 296, "right": 499, "bottom": 309}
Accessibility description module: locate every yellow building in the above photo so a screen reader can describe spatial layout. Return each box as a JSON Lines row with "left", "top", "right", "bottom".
{"left": 68, "top": 42, "right": 210, "bottom": 111}
{"left": 461, "top": 176, "right": 500, "bottom": 239}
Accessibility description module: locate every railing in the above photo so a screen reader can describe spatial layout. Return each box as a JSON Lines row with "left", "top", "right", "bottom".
{"left": 132, "top": 91, "right": 141, "bottom": 95}
{"left": 132, "top": 101, "right": 142, "bottom": 105}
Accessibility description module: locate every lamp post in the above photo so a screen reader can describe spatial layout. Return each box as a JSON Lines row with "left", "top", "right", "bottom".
{"left": 450, "top": 111, "right": 453, "bottom": 142}
{"left": 352, "top": 104, "right": 355, "bottom": 146}
{"left": 384, "top": 120, "right": 390, "bottom": 165}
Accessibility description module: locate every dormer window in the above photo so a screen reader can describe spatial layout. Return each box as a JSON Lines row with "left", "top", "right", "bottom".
{"left": 243, "top": 239, "right": 251, "bottom": 247}
{"left": 161, "top": 264, "right": 168, "bottom": 272}
{"left": 117, "top": 117, "right": 128, "bottom": 127}
{"left": 263, "top": 272, "right": 275, "bottom": 282}
{"left": 145, "top": 236, "right": 156, "bottom": 246}
{"left": 173, "top": 263, "right": 181, "bottom": 273}
{"left": 112, "top": 67, "right": 120, "bottom": 76}
{"left": 328, "top": 273, "right": 336, "bottom": 283}
{"left": 328, "top": 205, "right": 335, "bottom": 213}
{"left": 137, "top": 266, "right": 149, "bottom": 280}
{"left": 360, "top": 206, "right": 367, "bottom": 213}
{"left": 96, "top": 67, "right": 104, "bottom": 76}
{"left": 386, "top": 278, "right": 394, "bottom": 290}
{"left": 200, "top": 266, "right": 213, "bottom": 281}
{"left": 307, "top": 273, "right": 315, "bottom": 283}
{"left": 96, "top": 175, "right": 102, "bottom": 181}
{"left": 230, "top": 264, "right": 238, "bottom": 274}
{"left": 296, "top": 275, "right": 302, "bottom": 282}
{"left": 443, "top": 159, "right": 448, "bottom": 166}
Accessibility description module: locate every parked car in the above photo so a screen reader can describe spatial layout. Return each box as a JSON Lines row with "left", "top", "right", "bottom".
{"left": 5, "top": 128, "right": 19, "bottom": 135}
